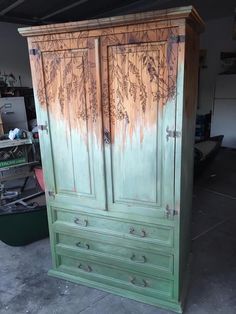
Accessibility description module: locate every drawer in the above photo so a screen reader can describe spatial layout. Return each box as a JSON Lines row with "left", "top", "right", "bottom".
{"left": 52, "top": 207, "right": 174, "bottom": 248}
{"left": 57, "top": 253, "right": 174, "bottom": 301}
{"left": 55, "top": 232, "right": 174, "bottom": 278}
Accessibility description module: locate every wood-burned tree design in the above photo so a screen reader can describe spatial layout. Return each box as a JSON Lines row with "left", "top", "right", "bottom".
{"left": 107, "top": 39, "right": 177, "bottom": 124}
{"left": 60, "top": 51, "right": 98, "bottom": 123}
{"left": 35, "top": 48, "right": 98, "bottom": 123}
{"left": 63, "top": 52, "right": 88, "bottom": 121}
{"left": 143, "top": 49, "right": 176, "bottom": 104}
{"left": 30, "top": 52, "right": 46, "bottom": 107}
{"left": 33, "top": 28, "right": 177, "bottom": 125}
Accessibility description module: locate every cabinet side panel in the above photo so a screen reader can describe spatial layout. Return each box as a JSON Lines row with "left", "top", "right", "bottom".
{"left": 179, "top": 24, "right": 200, "bottom": 294}
{"left": 27, "top": 37, "right": 59, "bottom": 268}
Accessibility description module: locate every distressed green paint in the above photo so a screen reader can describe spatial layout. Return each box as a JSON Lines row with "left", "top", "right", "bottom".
{"left": 45, "top": 117, "right": 106, "bottom": 209}
{"left": 49, "top": 268, "right": 182, "bottom": 313}
{"left": 112, "top": 128, "right": 161, "bottom": 205}
{"left": 177, "top": 24, "right": 200, "bottom": 303}
{"left": 173, "top": 49, "right": 185, "bottom": 303}
{"left": 55, "top": 243, "right": 174, "bottom": 279}
{"left": 32, "top": 99, "right": 58, "bottom": 270}
{"left": 56, "top": 232, "right": 174, "bottom": 277}
{"left": 59, "top": 253, "right": 173, "bottom": 296}
{"left": 53, "top": 208, "right": 174, "bottom": 247}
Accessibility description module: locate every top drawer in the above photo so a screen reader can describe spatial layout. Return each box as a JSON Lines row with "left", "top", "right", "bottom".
{"left": 52, "top": 207, "right": 174, "bottom": 248}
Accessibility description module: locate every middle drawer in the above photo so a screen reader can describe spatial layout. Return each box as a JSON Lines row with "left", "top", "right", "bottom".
{"left": 54, "top": 230, "right": 174, "bottom": 279}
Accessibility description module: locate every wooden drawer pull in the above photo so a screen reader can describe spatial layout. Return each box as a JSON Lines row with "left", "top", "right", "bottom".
{"left": 74, "top": 218, "right": 88, "bottom": 227}
{"left": 78, "top": 263, "right": 92, "bottom": 272}
{"left": 130, "top": 254, "right": 146, "bottom": 263}
{"left": 76, "top": 242, "right": 90, "bottom": 250}
{"left": 129, "top": 227, "right": 146, "bottom": 237}
{"left": 130, "top": 277, "right": 148, "bottom": 288}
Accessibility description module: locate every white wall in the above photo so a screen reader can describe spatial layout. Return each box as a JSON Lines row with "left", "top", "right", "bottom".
{"left": 198, "top": 16, "right": 236, "bottom": 114}
{"left": 0, "top": 22, "right": 32, "bottom": 87}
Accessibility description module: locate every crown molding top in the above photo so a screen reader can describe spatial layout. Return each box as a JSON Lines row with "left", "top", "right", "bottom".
{"left": 18, "top": 5, "right": 205, "bottom": 37}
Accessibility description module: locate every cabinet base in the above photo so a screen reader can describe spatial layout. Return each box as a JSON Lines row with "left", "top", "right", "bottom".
{"left": 48, "top": 269, "right": 183, "bottom": 313}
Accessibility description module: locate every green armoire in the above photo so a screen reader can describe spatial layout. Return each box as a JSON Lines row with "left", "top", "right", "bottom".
{"left": 19, "top": 6, "right": 204, "bottom": 313}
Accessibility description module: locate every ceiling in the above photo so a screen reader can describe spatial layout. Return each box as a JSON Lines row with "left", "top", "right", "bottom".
{"left": 0, "top": 0, "right": 235, "bottom": 25}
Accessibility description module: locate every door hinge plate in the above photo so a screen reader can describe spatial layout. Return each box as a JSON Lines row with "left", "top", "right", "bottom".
{"left": 38, "top": 123, "right": 48, "bottom": 133}
{"left": 29, "top": 48, "right": 40, "bottom": 56}
{"left": 169, "top": 35, "right": 185, "bottom": 43}
{"left": 166, "top": 126, "right": 181, "bottom": 141}
{"left": 48, "top": 191, "right": 55, "bottom": 198}
{"left": 166, "top": 205, "right": 178, "bottom": 218}
{"left": 104, "top": 128, "right": 111, "bottom": 144}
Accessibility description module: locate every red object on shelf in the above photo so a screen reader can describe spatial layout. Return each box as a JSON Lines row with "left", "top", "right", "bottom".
{"left": 34, "top": 167, "right": 45, "bottom": 192}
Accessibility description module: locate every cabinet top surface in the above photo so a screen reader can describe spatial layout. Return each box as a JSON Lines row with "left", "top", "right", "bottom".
{"left": 18, "top": 5, "right": 204, "bottom": 37}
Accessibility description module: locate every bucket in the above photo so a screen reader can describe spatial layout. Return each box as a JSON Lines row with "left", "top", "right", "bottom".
{"left": 34, "top": 167, "right": 45, "bottom": 192}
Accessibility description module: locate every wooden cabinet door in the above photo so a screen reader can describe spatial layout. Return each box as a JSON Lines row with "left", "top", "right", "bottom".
{"left": 30, "top": 38, "right": 106, "bottom": 210}
{"left": 101, "top": 28, "right": 179, "bottom": 219}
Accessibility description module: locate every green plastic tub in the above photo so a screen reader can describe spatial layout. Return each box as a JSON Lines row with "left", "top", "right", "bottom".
{"left": 0, "top": 205, "right": 49, "bottom": 246}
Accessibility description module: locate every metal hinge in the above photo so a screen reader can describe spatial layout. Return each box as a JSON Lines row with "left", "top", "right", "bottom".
{"left": 166, "top": 205, "right": 178, "bottom": 219}
{"left": 38, "top": 123, "right": 48, "bottom": 133}
{"left": 166, "top": 126, "right": 181, "bottom": 141}
{"left": 48, "top": 191, "right": 55, "bottom": 199}
{"left": 104, "top": 128, "right": 111, "bottom": 144}
{"left": 169, "top": 35, "right": 185, "bottom": 43}
{"left": 29, "top": 48, "right": 40, "bottom": 56}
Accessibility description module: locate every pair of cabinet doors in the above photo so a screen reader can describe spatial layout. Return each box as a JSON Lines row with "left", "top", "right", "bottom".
{"left": 33, "top": 27, "right": 179, "bottom": 221}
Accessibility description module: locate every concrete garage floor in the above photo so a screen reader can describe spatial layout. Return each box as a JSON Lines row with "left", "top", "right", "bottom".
{"left": 0, "top": 148, "right": 236, "bottom": 314}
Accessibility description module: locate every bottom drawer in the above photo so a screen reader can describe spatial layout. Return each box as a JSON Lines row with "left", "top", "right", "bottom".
{"left": 57, "top": 253, "right": 174, "bottom": 301}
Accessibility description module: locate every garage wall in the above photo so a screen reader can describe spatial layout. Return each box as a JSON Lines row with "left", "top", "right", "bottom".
{"left": 0, "top": 15, "right": 235, "bottom": 104}
{"left": 198, "top": 16, "right": 236, "bottom": 114}
{"left": 0, "top": 21, "right": 32, "bottom": 87}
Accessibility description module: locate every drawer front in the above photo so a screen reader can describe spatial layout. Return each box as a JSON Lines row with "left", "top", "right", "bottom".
{"left": 55, "top": 232, "right": 174, "bottom": 278}
{"left": 52, "top": 207, "right": 174, "bottom": 248}
{"left": 57, "top": 253, "right": 174, "bottom": 300}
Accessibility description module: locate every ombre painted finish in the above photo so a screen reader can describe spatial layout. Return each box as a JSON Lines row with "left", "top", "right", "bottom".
{"left": 19, "top": 6, "right": 204, "bottom": 313}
